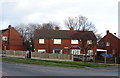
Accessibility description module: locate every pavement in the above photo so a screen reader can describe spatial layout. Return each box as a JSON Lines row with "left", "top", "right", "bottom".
{"left": 85, "top": 65, "right": 119, "bottom": 71}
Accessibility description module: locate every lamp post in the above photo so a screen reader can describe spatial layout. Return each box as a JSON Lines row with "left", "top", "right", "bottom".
{"left": 112, "top": 49, "right": 116, "bottom": 64}
{"left": 28, "top": 40, "right": 32, "bottom": 58}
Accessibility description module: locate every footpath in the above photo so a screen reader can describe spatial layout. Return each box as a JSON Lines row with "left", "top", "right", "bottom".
{"left": 85, "top": 65, "right": 119, "bottom": 71}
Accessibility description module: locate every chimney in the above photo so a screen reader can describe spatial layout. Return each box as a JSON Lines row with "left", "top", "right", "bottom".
{"left": 55, "top": 26, "right": 59, "bottom": 30}
{"left": 106, "top": 30, "right": 109, "bottom": 34}
{"left": 8, "top": 25, "right": 12, "bottom": 29}
{"left": 70, "top": 27, "right": 74, "bottom": 31}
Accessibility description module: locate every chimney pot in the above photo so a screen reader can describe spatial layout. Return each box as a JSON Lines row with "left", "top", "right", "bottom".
{"left": 8, "top": 25, "right": 12, "bottom": 28}
{"left": 114, "top": 33, "right": 116, "bottom": 35}
{"left": 55, "top": 26, "right": 59, "bottom": 30}
{"left": 106, "top": 30, "right": 109, "bottom": 34}
{"left": 70, "top": 27, "right": 74, "bottom": 30}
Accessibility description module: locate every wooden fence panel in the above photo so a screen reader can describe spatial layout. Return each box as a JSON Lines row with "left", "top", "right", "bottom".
{"left": 40, "top": 53, "right": 49, "bottom": 58}
{"left": 0, "top": 50, "right": 2, "bottom": 54}
{"left": 2, "top": 50, "right": 73, "bottom": 61}
{"left": 6, "top": 50, "right": 15, "bottom": 55}
{"left": 32, "top": 52, "right": 40, "bottom": 57}
{"left": 32, "top": 52, "right": 73, "bottom": 61}
{"left": 15, "top": 51, "right": 23, "bottom": 56}
{"left": 49, "top": 54, "right": 58, "bottom": 59}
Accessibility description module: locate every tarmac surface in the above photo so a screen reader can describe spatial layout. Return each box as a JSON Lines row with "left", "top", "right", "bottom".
{"left": 1, "top": 61, "right": 119, "bottom": 76}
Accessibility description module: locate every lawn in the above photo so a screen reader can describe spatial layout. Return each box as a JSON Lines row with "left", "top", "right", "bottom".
{"left": 2, "top": 57, "right": 112, "bottom": 68}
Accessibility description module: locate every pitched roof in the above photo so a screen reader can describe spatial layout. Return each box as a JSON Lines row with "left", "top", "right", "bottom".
{"left": 0, "top": 28, "right": 9, "bottom": 34}
{"left": 106, "top": 32, "right": 120, "bottom": 40}
{"left": 34, "top": 29, "right": 97, "bottom": 41}
{"left": 112, "top": 34, "right": 120, "bottom": 39}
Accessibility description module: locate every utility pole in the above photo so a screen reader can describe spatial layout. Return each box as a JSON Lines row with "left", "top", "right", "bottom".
{"left": 28, "top": 40, "right": 32, "bottom": 58}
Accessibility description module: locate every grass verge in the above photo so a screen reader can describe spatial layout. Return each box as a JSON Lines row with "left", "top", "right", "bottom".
{"left": 2, "top": 57, "right": 112, "bottom": 68}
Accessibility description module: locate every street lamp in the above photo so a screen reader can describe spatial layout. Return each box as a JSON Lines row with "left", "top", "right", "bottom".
{"left": 28, "top": 40, "right": 32, "bottom": 58}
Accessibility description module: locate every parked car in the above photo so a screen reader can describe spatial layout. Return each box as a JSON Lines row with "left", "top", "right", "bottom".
{"left": 74, "top": 55, "right": 94, "bottom": 61}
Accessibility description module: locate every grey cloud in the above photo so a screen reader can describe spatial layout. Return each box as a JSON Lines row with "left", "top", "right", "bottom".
{"left": 0, "top": 0, "right": 118, "bottom": 35}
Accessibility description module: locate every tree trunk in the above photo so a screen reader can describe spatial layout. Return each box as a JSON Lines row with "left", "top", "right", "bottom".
{"left": 84, "top": 50, "right": 87, "bottom": 63}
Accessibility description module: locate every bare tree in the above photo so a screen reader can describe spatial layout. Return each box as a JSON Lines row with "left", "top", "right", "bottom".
{"left": 15, "top": 23, "right": 56, "bottom": 50}
{"left": 15, "top": 23, "right": 56, "bottom": 41}
{"left": 73, "top": 32, "right": 97, "bottom": 62}
{"left": 40, "top": 23, "right": 55, "bottom": 30}
{"left": 15, "top": 24, "right": 40, "bottom": 41}
{"left": 65, "top": 15, "right": 98, "bottom": 62}
{"left": 15, "top": 23, "right": 41, "bottom": 50}
{"left": 65, "top": 15, "right": 96, "bottom": 32}
{"left": 81, "top": 39, "right": 97, "bottom": 63}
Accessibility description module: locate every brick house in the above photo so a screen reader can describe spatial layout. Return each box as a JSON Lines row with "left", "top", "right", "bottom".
{"left": 34, "top": 27, "right": 97, "bottom": 55}
{"left": 0, "top": 25, "right": 25, "bottom": 51}
{"left": 98, "top": 30, "right": 120, "bottom": 55}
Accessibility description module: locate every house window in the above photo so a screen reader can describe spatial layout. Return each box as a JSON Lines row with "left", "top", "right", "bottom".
{"left": 2, "top": 36, "right": 7, "bottom": 41}
{"left": 54, "top": 39, "right": 61, "bottom": 44}
{"left": 53, "top": 49, "right": 62, "bottom": 54}
{"left": 71, "top": 49, "right": 80, "bottom": 55}
{"left": 87, "top": 50, "right": 93, "bottom": 55}
{"left": 87, "top": 40, "right": 92, "bottom": 44}
{"left": 39, "top": 39, "right": 44, "bottom": 44}
{"left": 71, "top": 40, "right": 78, "bottom": 44}
{"left": 106, "top": 42, "right": 110, "bottom": 46}
{"left": 100, "top": 42, "right": 104, "bottom": 46}
{"left": 38, "top": 49, "right": 46, "bottom": 53}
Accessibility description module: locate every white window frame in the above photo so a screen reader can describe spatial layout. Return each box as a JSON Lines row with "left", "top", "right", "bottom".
{"left": 71, "top": 40, "right": 78, "bottom": 44}
{"left": 2, "top": 36, "right": 7, "bottom": 41}
{"left": 71, "top": 49, "right": 80, "bottom": 55}
{"left": 39, "top": 39, "right": 44, "bottom": 44}
{"left": 53, "top": 49, "right": 62, "bottom": 54}
{"left": 87, "top": 50, "right": 93, "bottom": 55}
{"left": 106, "top": 42, "right": 110, "bottom": 46}
{"left": 54, "top": 39, "right": 61, "bottom": 44}
{"left": 87, "top": 40, "right": 92, "bottom": 44}
{"left": 38, "top": 49, "right": 46, "bottom": 53}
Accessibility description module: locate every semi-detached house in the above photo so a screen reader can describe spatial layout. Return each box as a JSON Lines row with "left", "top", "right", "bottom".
{"left": 98, "top": 30, "right": 120, "bottom": 55}
{"left": 34, "top": 27, "right": 97, "bottom": 55}
{"left": 0, "top": 25, "right": 25, "bottom": 51}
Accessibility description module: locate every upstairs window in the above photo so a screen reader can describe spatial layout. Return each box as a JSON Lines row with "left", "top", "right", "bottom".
{"left": 2, "top": 36, "right": 7, "bottom": 41}
{"left": 106, "top": 42, "right": 110, "bottom": 46}
{"left": 87, "top": 40, "right": 92, "bottom": 44}
{"left": 39, "top": 39, "right": 44, "bottom": 44}
{"left": 71, "top": 40, "right": 78, "bottom": 44}
{"left": 99, "top": 42, "right": 104, "bottom": 46}
{"left": 54, "top": 39, "right": 61, "bottom": 44}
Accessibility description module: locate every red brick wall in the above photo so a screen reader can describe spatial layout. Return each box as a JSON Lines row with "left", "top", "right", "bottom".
{"left": 34, "top": 38, "right": 97, "bottom": 54}
{"left": 1, "top": 27, "right": 24, "bottom": 51}
{"left": 119, "top": 40, "right": 120, "bottom": 54}
{"left": 0, "top": 34, "right": 2, "bottom": 50}
{"left": 98, "top": 32, "right": 120, "bottom": 54}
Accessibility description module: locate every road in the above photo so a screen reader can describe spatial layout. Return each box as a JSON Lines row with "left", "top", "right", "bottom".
{"left": 1, "top": 61, "right": 119, "bottom": 76}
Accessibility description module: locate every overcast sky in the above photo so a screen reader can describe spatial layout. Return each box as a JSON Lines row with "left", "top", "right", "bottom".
{"left": 0, "top": 0, "right": 119, "bottom": 36}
